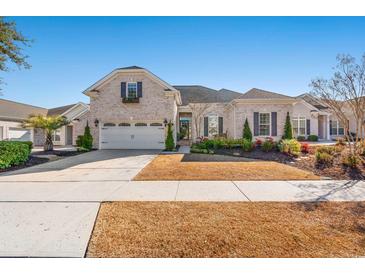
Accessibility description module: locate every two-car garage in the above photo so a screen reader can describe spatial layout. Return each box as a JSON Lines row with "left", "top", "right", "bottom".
{"left": 100, "top": 122, "right": 165, "bottom": 149}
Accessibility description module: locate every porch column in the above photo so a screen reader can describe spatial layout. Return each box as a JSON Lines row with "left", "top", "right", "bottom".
{"left": 326, "top": 115, "right": 330, "bottom": 140}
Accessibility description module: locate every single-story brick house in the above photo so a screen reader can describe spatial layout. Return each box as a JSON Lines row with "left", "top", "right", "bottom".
{"left": 0, "top": 99, "right": 89, "bottom": 146}
{"left": 76, "top": 66, "right": 353, "bottom": 149}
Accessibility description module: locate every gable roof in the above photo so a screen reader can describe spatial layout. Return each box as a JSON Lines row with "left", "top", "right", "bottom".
{"left": 0, "top": 99, "right": 48, "bottom": 121}
{"left": 47, "top": 104, "right": 77, "bottom": 116}
{"left": 238, "top": 88, "right": 295, "bottom": 100}
{"left": 83, "top": 66, "right": 181, "bottom": 104}
{"left": 0, "top": 99, "right": 88, "bottom": 122}
{"left": 297, "top": 93, "right": 328, "bottom": 110}
{"left": 173, "top": 85, "right": 242, "bottom": 105}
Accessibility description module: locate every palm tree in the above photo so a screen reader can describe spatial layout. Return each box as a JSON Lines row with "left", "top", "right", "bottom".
{"left": 22, "top": 115, "right": 69, "bottom": 151}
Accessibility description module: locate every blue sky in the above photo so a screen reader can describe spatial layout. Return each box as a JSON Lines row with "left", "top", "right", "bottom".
{"left": 2, "top": 16, "right": 365, "bottom": 108}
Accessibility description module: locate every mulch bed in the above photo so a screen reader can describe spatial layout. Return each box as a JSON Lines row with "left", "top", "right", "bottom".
{"left": 214, "top": 147, "right": 365, "bottom": 180}
{"left": 86, "top": 201, "right": 365, "bottom": 258}
{"left": 0, "top": 150, "right": 87, "bottom": 173}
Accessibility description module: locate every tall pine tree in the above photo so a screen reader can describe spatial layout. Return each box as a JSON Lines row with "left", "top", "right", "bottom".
{"left": 283, "top": 112, "right": 293, "bottom": 139}
{"left": 242, "top": 118, "right": 252, "bottom": 141}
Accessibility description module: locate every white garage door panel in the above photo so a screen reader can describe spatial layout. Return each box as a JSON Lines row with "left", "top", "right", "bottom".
{"left": 100, "top": 126, "right": 165, "bottom": 149}
{"left": 8, "top": 128, "right": 31, "bottom": 141}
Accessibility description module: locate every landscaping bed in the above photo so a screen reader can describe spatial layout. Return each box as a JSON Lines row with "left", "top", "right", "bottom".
{"left": 191, "top": 137, "right": 365, "bottom": 180}
{"left": 87, "top": 201, "right": 365, "bottom": 258}
{"left": 133, "top": 154, "right": 319, "bottom": 181}
{"left": 0, "top": 149, "right": 88, "bottom": 173}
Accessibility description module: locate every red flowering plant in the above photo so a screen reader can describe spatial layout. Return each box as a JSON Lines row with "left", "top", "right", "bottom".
{"left": 255, "top": 138, "right": 262, "bottom": 146}
{"left": 301, "top": 142, "right": 310, "bottom": 154}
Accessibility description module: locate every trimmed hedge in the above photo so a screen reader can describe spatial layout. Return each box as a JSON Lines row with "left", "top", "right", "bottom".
{"left": 0, "top": 141, "right": 31, "bottom": 169}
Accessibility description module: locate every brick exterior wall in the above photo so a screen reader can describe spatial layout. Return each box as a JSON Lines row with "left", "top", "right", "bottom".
{"left": 81, "top": 71, "right": 178, "bottom": 149}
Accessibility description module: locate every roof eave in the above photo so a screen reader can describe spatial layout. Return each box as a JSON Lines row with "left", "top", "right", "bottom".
{"left": 232, "top": 98, "right": 298, "bottom": 104}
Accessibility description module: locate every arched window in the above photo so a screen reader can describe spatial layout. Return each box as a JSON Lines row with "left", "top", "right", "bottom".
{"left": 119, "top": 123, "right": 131, "bottom": 127}
{"left": 135, "top": 123, "right": 147, "bottom": 127}
{"left": 103, "top": 123, "right": 116, "bottom": 127}
{"left": 150, "top": 123, "right": 163, "bottom": 126}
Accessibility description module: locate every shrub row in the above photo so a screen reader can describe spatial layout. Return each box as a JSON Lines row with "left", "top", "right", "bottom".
{"left": 296, "top": 135, "right": 318, "bottom": 142}
{"left": 191, "top": 137, "right": 303, "bottom": 156}
{"left": 0, "top": 141, "right": 31, "bottom": 169}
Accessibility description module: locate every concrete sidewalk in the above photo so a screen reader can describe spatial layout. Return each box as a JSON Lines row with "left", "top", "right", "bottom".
{"left": 0, "top": 180, "right": 364, "bottom": 202}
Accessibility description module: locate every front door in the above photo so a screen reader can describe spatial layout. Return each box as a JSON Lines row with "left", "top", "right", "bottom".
{"left": 179, "top": 118, "right": 191, "bottom": 140}
{"left": 66, "top": 126, "right": 73, "bottom": 145}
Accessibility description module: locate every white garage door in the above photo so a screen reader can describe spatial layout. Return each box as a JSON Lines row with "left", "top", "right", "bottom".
{"left": 100, "top": 123, "right": 165, "bottom": 149}
{"left": 8, "top": 128, "right": 31, "bottom": 141}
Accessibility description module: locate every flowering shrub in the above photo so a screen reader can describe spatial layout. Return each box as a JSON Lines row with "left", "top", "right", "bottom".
{"left": 278, "top": 139, "right": 301, "bottom": 157}
{"left": 255, "top": 138, "right": 262, "bottom": 146}
{"left": 301, "top": 143, "right": 309, "bottom": 153}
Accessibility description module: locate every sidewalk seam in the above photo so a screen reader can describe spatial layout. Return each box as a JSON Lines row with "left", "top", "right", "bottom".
{"left": 232, "top": 181, "right": 251, "bottom": 201}
{"left": 174, "top": 181, "right": 180, "bottom": 201}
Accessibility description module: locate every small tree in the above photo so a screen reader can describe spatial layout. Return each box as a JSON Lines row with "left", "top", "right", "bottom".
{"left": 283, "top": 112, "right": 293, "bottom": 139}
{"left": 242, "top": 118, "right": 252, "bottom": 141}
{"left": 0, "top": 17, "right": 32, "bottom": 92}
{"left": 22, "top": 115, "right": 69, "bottom": 151}
{"left": 165, "top": 121, "right": 175, "bottom": 151}
{"left": 83, "top": 122, "right": 93, "bottom": 150}
{"left": 189, "top": 103, "right": 210, "bottom": 141}
{"left": 311, "top": 54, "right": 365, "bottom": 158}
{"left": 77, "top": 122, "right": 93, "bottom": 150}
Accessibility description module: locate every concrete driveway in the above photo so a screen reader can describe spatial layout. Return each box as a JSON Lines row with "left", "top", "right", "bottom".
{"left": 0, "top": 149, "right": 158, "bottom": 257}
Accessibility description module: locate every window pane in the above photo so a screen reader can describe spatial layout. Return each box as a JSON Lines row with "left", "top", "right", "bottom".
{"left": 259, "top": 125, "right": 270, "bottom": 136}
{"left": 331, "top": 121, "right": 338, "bottom": 135}
{"left": 259, "top": 113, "right": 270, "bottom": 124}
{"left": 127, "top": 83, "right": 137, "bottom": 98}
{"left": 135, "top": 123, "right": 147, "bottom": 126}
{"left": 299, "top": 119, "right": 306, "bottom": 135}
{"left": 338, "top": 121, "right": 344, "bottom": 135}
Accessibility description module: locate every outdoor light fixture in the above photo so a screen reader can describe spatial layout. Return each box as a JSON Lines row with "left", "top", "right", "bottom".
{"left": 94, "top": 119, "right": 99, "bottom": 127}
{"left": 163, "top": 118, "right": 168, "bottom": 126}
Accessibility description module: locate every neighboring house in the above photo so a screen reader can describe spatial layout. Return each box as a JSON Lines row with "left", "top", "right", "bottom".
{"left": 0, "top": 99, "right": 89, "bottom": 146}
{"left": 78, "top": 66, "right": 349, "bottom": 150}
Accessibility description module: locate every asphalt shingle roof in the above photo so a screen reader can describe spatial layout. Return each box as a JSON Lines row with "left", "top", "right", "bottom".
{"left": 297, "top": 93, "right": 328, "bottom": 110}
{"left": 0, "top": 99, "right": 48, "bottom": 121}
{"left": 47, "top": 104, "right": 77, "bottom": 116}
{"left": 117, "top": 66, "right": 144, "bottom": 70}
{"left": 238, "top": 88, "right": 294, "bottom": 100}
{"left": 0, "top": 100, "right": 80, "bottom": 121}
{"left": 173, "top": 85, "right": 242, "bottom": 105}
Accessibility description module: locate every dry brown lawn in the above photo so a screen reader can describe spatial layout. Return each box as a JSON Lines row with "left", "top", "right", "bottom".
{"left": 133, "top": 154, "right": 319, "bottom": 181}
{"left": 86, "top": 202, "right": 365, "bottom": 258}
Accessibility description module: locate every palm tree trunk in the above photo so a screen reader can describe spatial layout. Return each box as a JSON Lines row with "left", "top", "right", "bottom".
{"left": 44, "top": 132, "right": 54, "bottom": 151}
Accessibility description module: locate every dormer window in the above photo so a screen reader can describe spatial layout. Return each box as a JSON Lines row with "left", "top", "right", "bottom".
{"left": 127, "top": 82, "right": 137, "bottom": 99}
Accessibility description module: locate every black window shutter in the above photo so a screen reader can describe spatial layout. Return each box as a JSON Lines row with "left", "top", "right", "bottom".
{"left": 137, "top": 82, "right": 143, "bottom": 98}
{"left": 253, "top": 112, "right": 259, "bottom": 136}
{"left": 218, "top": 117, "right": 223, "bottom": 135}
{"left": 271, "top": 112, "right": 277, "bottom": 136}
{"left": 306, "top": 119, "right": 311, "bottom": 135}
{"left": 204, "top": 117, "right": 208, "bottom": 137}
{"left": 121, "top": 82, "right": 126, "bottom": 98}
{"left": 329, "top": 120, "right": 333, "bottom": 135}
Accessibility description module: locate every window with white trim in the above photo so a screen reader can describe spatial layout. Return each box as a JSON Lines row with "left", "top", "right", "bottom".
{"left": 292, "top": 116, "right": 306, "bottom": 137}
{"left": 127, "top": 82, "right": 137, "bottom": 98}
{"left": 331, "top": 121, "right": 344, "bottom": 135}
{"left": 52, "top": 129, "right": 61, "bottom": 142}
{"left": 208, "top": 115, "right": 218, "bottom": 137}
{"left": 259, "top": 113, "right": 270, "bottom": 136}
